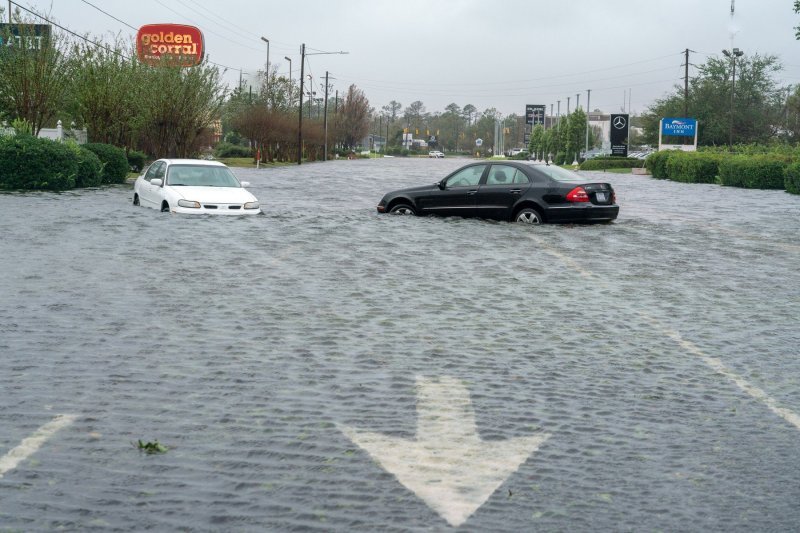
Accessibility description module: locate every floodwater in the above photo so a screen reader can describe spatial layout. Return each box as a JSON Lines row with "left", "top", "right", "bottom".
{"left": 1, "top": 158, "right": 799, "bottom": 531}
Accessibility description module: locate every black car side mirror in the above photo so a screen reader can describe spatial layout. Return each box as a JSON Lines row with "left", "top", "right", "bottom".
{"left": 437, "top": 181, "right": 445, "bottom": 190}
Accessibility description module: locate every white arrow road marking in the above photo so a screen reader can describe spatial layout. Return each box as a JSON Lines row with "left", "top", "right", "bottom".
{"left": 338, "top": 376, "right": 551, "bottom": 527}
{"left": 0, "top": 414, "right": 77, "bottom": 478}
{"left": 528, "top": 233, "right": 800, "bottom": 433}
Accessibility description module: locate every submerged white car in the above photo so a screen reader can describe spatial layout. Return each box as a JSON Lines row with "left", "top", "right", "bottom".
{"left": 133, "top": 159, "right": 261, "bottom": 215}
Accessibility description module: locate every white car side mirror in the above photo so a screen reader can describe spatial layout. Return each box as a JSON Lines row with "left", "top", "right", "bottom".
{"left": 150, "top": 178, "right": 163, "bottom": 187}
{"left": 240, "top": 181, "right": 250, "bottom": 187}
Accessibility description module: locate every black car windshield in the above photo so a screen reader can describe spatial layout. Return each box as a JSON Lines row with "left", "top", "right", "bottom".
{"left": 166, "top": 165, "right": 241, "bottom": 187}
{"left": 533, "top": 165, "right": 584, "bottom": 182}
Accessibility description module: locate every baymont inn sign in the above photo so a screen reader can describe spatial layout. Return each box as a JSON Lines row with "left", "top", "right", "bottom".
{"left": 136, "top": 24, "right": 204, "bottom": 67}
{"left": 658, "top": 117, "right": 699, "bottom": 152}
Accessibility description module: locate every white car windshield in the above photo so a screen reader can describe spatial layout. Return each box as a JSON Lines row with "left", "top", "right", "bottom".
{"left": 166, "top": 165, "right": 241, "bottom": 187}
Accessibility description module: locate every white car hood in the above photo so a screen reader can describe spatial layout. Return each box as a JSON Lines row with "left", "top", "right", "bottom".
{"left": 169, "top": 186, "right": 257, "bottom": 204}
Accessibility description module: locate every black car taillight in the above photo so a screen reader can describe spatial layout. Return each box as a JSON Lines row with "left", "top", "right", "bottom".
{"left": 566, "top": 186, "right": 589, "bottom": 202}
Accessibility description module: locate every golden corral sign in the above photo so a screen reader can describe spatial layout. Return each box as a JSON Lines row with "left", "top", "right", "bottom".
{"left": 136, "top": 24, "right": 204, "bottom": 67}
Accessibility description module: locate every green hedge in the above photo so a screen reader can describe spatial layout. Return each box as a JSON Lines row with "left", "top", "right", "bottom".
{"left": 127, "top": 150, "right": 147, "bottom": 173}
{"left": 718, "top": 155, "right": 788, "bottom": 189}
{"left": 214, "top": 141, "right": 251, "bottom": 158}
{"left": 645, "top": 151, "right": 672, "bottom": 179}
{"left": 784, "top": 162, "right": 800, "bottom": 195}
{"left": 580, "top": 157, "right": 642, "bottom": 170}
{"left": 0, "top": 134, "right": 78, "bottom": 190}
{"left": 73, "top": 145, "right": 103, "bottom": 188}
{"left": 84, "top": 143, "right": 129, "bottom": 184}
{"left": 664, "top": 151, "right": 721, "bottom": 184}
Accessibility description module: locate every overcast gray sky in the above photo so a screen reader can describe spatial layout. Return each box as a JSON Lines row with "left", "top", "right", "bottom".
{"left": 17, "top": 0, "right": 800, "bottom": 117}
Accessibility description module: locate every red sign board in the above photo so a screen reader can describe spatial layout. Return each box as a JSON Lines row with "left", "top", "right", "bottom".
{"left": 136, "top": 24, "right": 204, "bottom": 67}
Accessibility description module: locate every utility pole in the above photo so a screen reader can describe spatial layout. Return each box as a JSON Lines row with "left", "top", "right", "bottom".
{"left": 567, "top": 96, "right": 571, "bottom": 115}
{"left": 296, "top": 44, "right": 348, "bottom": 165}
{"left": 683, "top": 48, "right": 694, "bottom": 117}
{"left": 323, "top": 71, "right": 330, "bottom": 161}
{"left": 576, "top": 93, "right": 580, "bottom": 110}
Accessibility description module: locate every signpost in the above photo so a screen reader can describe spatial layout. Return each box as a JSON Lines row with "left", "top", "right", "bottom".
{"left": 610, "top": 113, "right": 629, "bottom": 157}
{"left": 658, "top": 117, "right": 698, "bottom": 152}
{"left": 136, "top": 24, "right": 204, "bottom": 67}
{"left": 525, "top": 104, "right": 545, "bottom": 126}
{"left": 0, "top": 23, "right": 50, "bottom": 50}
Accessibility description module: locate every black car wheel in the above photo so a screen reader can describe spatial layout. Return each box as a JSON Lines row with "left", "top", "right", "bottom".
{"left": 133, "top": 194, "right": 139, "bottom": 206}
{"left": 161, "top": 202, "right": 170, "bottom": 213}
{"left": 515, "top": 207, "right": 543, "bottom": 224}
{"left": 389, "top": 204, "right": 415, "bottom": 216}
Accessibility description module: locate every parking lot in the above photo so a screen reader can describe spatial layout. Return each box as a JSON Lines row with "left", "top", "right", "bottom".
{"left": 1, "top": 157, "right": 799, "bottom": 531}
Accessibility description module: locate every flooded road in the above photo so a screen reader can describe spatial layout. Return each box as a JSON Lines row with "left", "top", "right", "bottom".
{"left": 1, "top": 158, "right": 799, "bottom": 531}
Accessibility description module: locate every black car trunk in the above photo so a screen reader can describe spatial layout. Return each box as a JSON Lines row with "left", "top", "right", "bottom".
{"left": 581, "top": 183, "right": 615, "bottom": 205}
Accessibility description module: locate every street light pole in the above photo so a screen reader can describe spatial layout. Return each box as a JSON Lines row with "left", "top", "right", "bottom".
{"left": 722, "top": 47, "right": 743, "bottom": 148}
{"left": 260, "top": 37, "right": 270, "bottom": 98}
{"left": 298, "top": 43, "right": 305, "bottom": 165}
{"left": 585, "top": 89, "right": 591, "bottom": 157}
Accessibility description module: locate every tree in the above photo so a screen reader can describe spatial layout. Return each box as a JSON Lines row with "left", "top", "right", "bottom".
{"left": 403, "top": 100, "right": 426, "bottom": 133}
{"left": 0, "top": 22, "right": 73, "bottom": 134}
{"left": 462, "top": 104, "right": 476, "bottom": 126}
{"left": 381, "top": 100, "right": 402, "bottom": 122}
{"left": 528, "top": 124, "right": 544, "bottom": 159}
{"left": 795, "top": 0, "right": 800, "bottom": 39}
{"left": 135, "top": 61, "right": 226, "bottom": 157}
{"left": 785, "top": 85, "right": 800, "bottom": 142}
{"left": 70, "top": 38, "right": 143, "bottom": 147}
{"left": 337, "top": 84, "right": 370, "bottom": 149}
{"left": 641, "top": 53, "right": 784, "bottom": 146}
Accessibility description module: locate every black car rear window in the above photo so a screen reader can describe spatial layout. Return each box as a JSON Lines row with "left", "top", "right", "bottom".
{"left": 533, "top": 165, "right": 584, "bottom": 182}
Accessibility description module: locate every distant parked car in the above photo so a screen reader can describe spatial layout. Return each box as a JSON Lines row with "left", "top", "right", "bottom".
{"left": 133, "top": 159, "right": 261, "bottom": 215}
{"left": 428, "top": 151, "right": 445, "bottom": 158}
{"left": 377, "top": 161, "right": 618, "bottom": 224}
{"left": 509, "top": 148, "right": 528, "bottom": 157}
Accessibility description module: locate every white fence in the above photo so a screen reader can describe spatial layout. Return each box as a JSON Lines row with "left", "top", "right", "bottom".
{"left": 1, "top": 120, "right": 88, "bottom": 143}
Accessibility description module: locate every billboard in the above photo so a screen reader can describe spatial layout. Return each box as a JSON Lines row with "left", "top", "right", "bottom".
{"left": 0, "top": 23, "right": 51, "bottom": 50}
{"left": 661, "top": 117, "right": 697, "bottom": 137}
{"left": 526, "top": 104, "right": 545, "bottom": 126}
{"left": 136, "top": 24, "right": 204, "bottom": 67}
{"left": 610, "top": 114, "right": 629, "bottom": 157}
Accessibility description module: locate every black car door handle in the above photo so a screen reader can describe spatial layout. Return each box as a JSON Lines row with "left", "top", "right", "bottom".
{"left": 467, "top": 190, "right": 478, "bottom": 196}
{"left": 510, "top": 189, "right": 522, "bottom": 194}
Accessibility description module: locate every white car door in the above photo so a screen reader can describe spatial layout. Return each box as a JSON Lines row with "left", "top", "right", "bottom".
{"left": 140, "top": 161, "right": 166, "bottom": 209}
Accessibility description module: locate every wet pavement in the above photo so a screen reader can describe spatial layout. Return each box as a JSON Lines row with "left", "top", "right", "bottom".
{"left": 1, "top": 158, "right": 799, "bottom": 531}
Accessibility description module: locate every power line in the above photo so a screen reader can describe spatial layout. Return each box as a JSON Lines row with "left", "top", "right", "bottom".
{"left": 79, "top": 0, "right": 136, "bottom": 31}
{"left": 72, "top": 0, "right": 247, "bottom": 74}
{"left": 11, "top": 1, "right": 129, "bottom": 59}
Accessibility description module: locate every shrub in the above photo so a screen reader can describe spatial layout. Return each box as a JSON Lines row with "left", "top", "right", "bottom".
{"left": 214, "top": 141, "right": 251, "bottom": 158}
{"left": 645, "top": 151, "right": 673, "bottom": 179}
{"left": 554, "top": 152, "right": 566, "bottom": 165}
{"left": 580, "top": 157, "right": 642, "bottom": 171}
{"left": 784, "top": 162, "right": 800, "bottom": 195}
{"left": 0, "top": 135, "right": 78, "bottom": 190}
{"left": 718, "top": 155, "right": 788, "bottom": 189}
{"left": 66, "top": 143, "right": 103, "bottom": 188}
{"left": 84, "top": 143, "right": 129, "bottom": 184}
{"left": 127, "top": 150, "right": 147, "bottom": 173}
{"left": 664, "top": 151, "right": 721, "bottom": 184}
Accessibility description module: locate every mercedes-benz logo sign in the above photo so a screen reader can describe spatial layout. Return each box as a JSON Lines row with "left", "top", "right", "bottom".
{"left": 613, "top": 116, "right": 627, "bottom": 129}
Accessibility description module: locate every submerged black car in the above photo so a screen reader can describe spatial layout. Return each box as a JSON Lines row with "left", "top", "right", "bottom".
{"left": 376, "top": 161, "right": 618, "bottom": 224}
